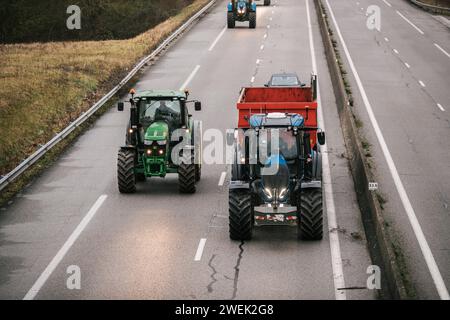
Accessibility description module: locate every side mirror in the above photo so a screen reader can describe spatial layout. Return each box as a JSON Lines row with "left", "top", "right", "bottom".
{"left": 318, "top": 131, "right": 326, "bottom": 146}
{"left": 118, "top": 102, "right": 124, "bottom": 112}
{"left": 195, "top": 101, "right": 202, "bottom": 111}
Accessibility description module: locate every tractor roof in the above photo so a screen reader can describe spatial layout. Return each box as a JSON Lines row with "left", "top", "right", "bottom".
{"left": 134, "top": 89, "right": 186, "bottom": 99}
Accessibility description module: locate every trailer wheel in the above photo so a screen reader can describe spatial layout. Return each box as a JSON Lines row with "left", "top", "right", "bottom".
{"left": 264, "top": 0, "right": 271, "bottom": 6}
{"left": 178, "top": 159, "right": 196, "bottom": 194}
{"left": 227, "top": 12, "right": 235, "bottom": 29}
{"left": 298, "top": 189, "right": 323, "bottom": 240}
{"left": 229, "top": 190, "right": 253, "bottom": 240}
{"left": 118, "top": 149, "right": 136, "bottom": 194}
{"left": 249, "top": 12, "right": 256, "bottom": 29}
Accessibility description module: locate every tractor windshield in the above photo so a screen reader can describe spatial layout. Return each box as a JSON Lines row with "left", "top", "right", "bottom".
{"left": 139, "top": 99, "right": 181, "bottom": 126}
{"left": 258, "top": 129, "right": 298, "bottom": 163}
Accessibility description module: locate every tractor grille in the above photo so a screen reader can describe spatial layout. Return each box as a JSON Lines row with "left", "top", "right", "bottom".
{"left": 150, "top": 164, "right": 161, "bottom": 173}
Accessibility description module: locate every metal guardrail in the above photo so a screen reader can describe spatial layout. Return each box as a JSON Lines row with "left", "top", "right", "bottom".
{"left": 0, "top": 0, "right": 216, "bottom": 193}
{"left": 410, "top": 0, "right": 450, "bottom": 14}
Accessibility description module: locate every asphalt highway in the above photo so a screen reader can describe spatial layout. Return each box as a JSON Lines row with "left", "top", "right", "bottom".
{"left": 325, "top": 0, "right": 450, "bottom": 299}
{"left": 0, "top": 0, "right": 376, "bottom": 300}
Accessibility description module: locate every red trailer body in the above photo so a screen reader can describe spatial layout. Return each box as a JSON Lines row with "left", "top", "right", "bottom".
{"left": 237, "top": 86, "right": 319, "bottom": 146}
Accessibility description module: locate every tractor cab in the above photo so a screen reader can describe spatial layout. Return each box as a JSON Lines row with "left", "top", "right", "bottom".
{"left": 247, "top": 113, "right": 308, "bottom": 177}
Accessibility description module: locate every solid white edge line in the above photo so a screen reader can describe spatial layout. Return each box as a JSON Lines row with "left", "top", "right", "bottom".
{"left": 405, "top": 62, "right": 410, "bottom": 69}
{"left": 208, "top": 26, "right": 227, "bottom": 51}
{"left": 194, "top": 238, "right": 207, "bottom": 261}
{"left": 437, "top": 104, "right": 445, "bottom": 112}
{"left": 419, "top": 80, "right": 426, "bottom": 87}
{"left": 434, "top": 43, "right": 450, "bottom": 59}
{"left": 306, "top": 0, "right": 346, "bottom": 300}
{"left": 24, "top": 195, "right": 108, "bottom": 300}
{"left": 180, "top": 65, "right": 201, "bottom": 91}
{"left": 381, "top": 0, "right": 392, "bottom": 7}
{"left": 396, "top": 10, "right": 425, "bottom": 35}
{"left": 218, "top": 172, "right": 227, "bottom": 186}
{"left": 325, "top": 0, "right": 450, "bottom": 300}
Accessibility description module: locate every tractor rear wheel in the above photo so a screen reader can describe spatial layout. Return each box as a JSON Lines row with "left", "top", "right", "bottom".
{"left": 249, "top": 12, "right": 256, "bottom": 29}
{"left": 298, "top": 189, "right": 323, "bottom": 240}
{"left": 118, "top": 149, "right": 136, "bottom": 194}
{"left": 227, "top": 12, "right": 235, "bottom": 29}
{"left": 264, "top": 0, "right": 271, "bottom": 6}
{"left": 178, "top": 161, "right": 196, "bottom": 194}
{"left": 229, "top": 190, "right": 253, "bottom": 241}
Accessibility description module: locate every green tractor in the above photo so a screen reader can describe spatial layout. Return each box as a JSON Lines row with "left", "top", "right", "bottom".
{"left": 117, "top": 89, "right": 203, "bottom": 194}
{"left": 227, "top": 0, "right": 257, "bottom": 29}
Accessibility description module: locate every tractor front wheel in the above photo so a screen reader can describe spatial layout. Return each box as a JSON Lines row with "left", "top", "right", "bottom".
{"left": 179, "top": 161, "right": 196, "bottom": 194}
{"left": 117, "top": 149, "right": 136, "bottom": 194}
{"left": 298, "top": 189, "right": 323, "bottom": 240}
{"left": 229, "top": 190, "right": 254, "bottom": 241}
{"left": 249, "top": 12, "right": 256, "bottom": 29}
{"left": 227, "top": 12, "right": 235, "bottom": 28}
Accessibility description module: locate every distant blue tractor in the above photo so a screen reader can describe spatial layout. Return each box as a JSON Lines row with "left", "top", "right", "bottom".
{"left": 227, "top": 0, "right": 257, "bottom": 29}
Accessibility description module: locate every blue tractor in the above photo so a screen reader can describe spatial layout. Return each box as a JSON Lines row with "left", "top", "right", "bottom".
{"left": 228, "top": 113, "right": 326, "bottom": 241}
{"left": 227, "top": 0, "right": 257, "bottom": 29}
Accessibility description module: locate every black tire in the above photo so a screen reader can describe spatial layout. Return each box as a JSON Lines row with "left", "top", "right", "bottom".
{"left": 298, "top": 189, "right": 323, "bottom": 240}
{"left": 195, "top": 164, "right": 201, "bottom": 182}
{"left": 227, "top": 12, "right": 235, "bottom": 29}
{"left": 118, "top": 149, "right": 136, "bottom": 194}
{"left": 249, "top": 12, "right": 256, "bottom": 29}
{"left": 264, "top": 0, "right": 271, "bottom": 6}
{"left": 229, "top": 190, "right": 253, "bottom": 241}
{"left": 178, "top": 161, "right": 196, "bottom": 194}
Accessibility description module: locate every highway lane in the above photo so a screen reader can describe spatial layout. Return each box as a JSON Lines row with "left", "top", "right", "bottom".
{"left": 0, "top": 0, "right": 375, "bottom": 300}
{"left": 325, "top": 0, "right": 450, "bottom": 299}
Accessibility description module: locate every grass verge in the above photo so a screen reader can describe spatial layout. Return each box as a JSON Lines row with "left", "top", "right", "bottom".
{"left": 0, "top": 0, "right": 211, "bottom": 206}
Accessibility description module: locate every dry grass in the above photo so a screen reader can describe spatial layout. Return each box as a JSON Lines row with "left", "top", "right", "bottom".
{"left": 0, "top": 0, "right": 209, "bottom": 176}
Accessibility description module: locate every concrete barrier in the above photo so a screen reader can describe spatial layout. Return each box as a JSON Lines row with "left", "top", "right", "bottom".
{"left": 409, "top": 0, "right": 450, "bottom": 15}
{"left": 314, "top": 0, "right": 409, "bottom": 299}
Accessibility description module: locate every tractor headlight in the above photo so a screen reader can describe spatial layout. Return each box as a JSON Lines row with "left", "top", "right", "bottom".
{"left": 263, "top": 188, "right": 273, "bottom": 200}
{"left": 237, "top": 6, "right": 246, "bottom": 14}
{"left": 146, "top": 149, "right": 153, "bottom": 156}
{"left": 279, "top": 188, "right": 288, "bottom": 200}
{"left": 158, "top": 149, "right": 164, "bottom": 155}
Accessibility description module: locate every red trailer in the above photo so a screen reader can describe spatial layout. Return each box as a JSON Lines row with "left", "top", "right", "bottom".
{"left": 228, "top": 75, "right": 325, "bottom": 241}
{"left": 236, "top": 75, "right": 319, "bottom": 146}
